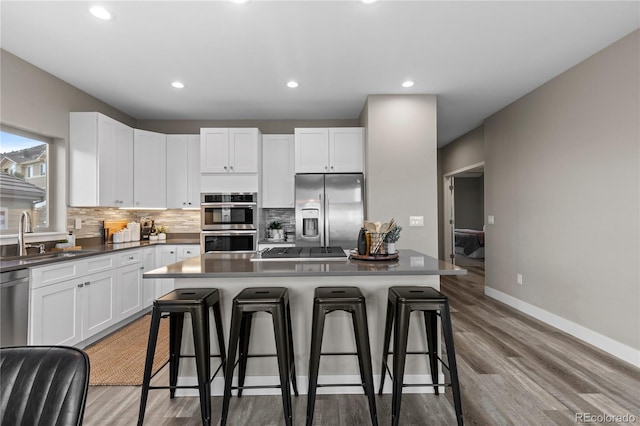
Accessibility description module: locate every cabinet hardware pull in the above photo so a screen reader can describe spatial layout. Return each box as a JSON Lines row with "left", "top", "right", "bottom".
{"left": 140, "top": 267, "right": 144, "bottom": 270}
{"left": 77, "top": 283, "right": 84, "bottom": 288}
{"left": 129, "top": 256, "right": 134, "bottom": 260}
{"left": 85, "top": 281, "right": 90, "bottom": 286}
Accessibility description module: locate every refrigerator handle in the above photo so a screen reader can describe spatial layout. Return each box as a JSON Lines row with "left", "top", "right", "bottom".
{"left": 319, "top": 193, "right": 325, "bottom": 247}
{"left": 325, "top": 194, "right": 330, "bottom": 246}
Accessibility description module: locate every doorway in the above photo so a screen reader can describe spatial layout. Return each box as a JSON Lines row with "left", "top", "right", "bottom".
{"left": 443, "top": 162, "right": 485, "bottom": 268}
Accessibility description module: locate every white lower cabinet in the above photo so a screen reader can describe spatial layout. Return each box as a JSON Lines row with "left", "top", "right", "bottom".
{"left": 115, "top": 263, "right": 143, "bottom": 321}
{"left": 29, "top": 245, "right": 200, "bottom": 346}
{"left": 30, "top": 278, "right": 83, "bottom": 346}
{"left": 81, "top": 270, "right": 116, "bottom": 339}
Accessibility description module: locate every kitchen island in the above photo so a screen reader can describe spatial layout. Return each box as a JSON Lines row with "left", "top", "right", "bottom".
{"left": 144, "top": 249, "right": 466, "bottom": 396}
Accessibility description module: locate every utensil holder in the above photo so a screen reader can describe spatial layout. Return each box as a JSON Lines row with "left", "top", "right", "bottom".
{"left": 368, "top": 232, "right": 386, "bottom": 255}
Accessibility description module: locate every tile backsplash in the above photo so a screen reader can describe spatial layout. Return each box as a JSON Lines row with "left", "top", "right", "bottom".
{"left": 67, "top": 207, "right": 200, "bottom": 238}
{"left": 260, "top": 208, "right": 295, "bottom": 240}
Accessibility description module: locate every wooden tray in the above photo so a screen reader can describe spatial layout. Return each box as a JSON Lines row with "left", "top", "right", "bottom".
{"left": 349, "top": 251, "right": 399, "bottom": 261}
{"left": 51, "top": 246, "right": 82, "bottom": 252}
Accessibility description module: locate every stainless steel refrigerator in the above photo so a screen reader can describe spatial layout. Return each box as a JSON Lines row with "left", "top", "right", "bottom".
{"left": 295, "top": 173, "right": 365, "bottom": 248}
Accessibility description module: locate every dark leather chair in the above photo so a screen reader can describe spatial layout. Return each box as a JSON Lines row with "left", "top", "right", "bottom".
{"left": 0, "top": 346, "right": 90, "bottom": 426}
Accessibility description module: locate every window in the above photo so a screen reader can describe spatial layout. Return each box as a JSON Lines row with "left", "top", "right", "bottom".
{"left": 0, "top": 128, "right": 52, "bottom": 235}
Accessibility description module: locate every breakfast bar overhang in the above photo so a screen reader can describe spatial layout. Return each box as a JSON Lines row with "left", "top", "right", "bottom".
{"left": 143, "top": 249, "right": 466, "bottom": 396}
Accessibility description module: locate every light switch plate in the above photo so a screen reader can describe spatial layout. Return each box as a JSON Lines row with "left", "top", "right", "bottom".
{"left": 75, "top": 218, "right": 82, "bottom": 229}
{"left": 409, "top": 216, "right": 424, "bottom": 227}
{"left": 488, "top": 215, "right": 495, "bottom": 225}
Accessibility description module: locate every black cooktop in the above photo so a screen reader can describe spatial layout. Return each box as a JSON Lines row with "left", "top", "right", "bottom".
{"left": 260, "top": 246, "right": 347, "bottom": 259}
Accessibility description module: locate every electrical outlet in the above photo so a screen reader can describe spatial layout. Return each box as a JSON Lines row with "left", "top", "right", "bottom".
{"left": 409, "top": 216, "right": 424, "bottom": 227}
{"left": 517, "top": 274, "right": 523, "bottom": 285}
{"left": 488, "top": 215, "right": 495, "bottom": 225}
{"left": 75, "top": 218, "right": 82, "bottom": 229}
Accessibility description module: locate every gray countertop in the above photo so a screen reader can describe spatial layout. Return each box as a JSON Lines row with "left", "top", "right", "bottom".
{"left": 0, "top": 239, "right": 200, "bottom": 272}
{"left": 144, "top": 249, "right": 466, "bottom": 278}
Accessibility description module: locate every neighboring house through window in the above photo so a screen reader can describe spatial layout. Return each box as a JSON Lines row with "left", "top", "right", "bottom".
{"left": 0, "top": 128, "right": 51, "bottom": 234}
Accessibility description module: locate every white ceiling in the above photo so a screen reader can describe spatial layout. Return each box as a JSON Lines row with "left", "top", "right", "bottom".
{"left": 1, "top": 1, "right": 638, "bottom": 146}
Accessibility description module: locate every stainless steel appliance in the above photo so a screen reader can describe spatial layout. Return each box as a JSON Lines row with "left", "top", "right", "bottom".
{"left": 201, "top": 230, "right": 257, "bottom": 253}
{"left": 1, "top": 269, "right": 29, "bottom": 346}
{"left": 201, "top": 193, "right": 257, "bottom": 230}
{"left": 295, "top": 174, "right": 364, "bottom": 248}
{"left": 200, "top": 193, "right": 258, "bottom": 253}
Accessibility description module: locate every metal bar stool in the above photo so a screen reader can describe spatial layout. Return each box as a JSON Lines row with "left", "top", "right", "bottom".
{"left": 378, "top": 286, "right": 463, "bottom": 426}
{"left": 307, "top": 287, "right": 378, "bottom": 426}
{"left": 138, "top": 288, "right": 227, "bottom": 426}
{"left": 221, "top": 287, "right": 299, "bottom": 426}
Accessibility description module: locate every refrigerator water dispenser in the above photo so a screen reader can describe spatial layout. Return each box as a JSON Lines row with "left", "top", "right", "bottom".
{"left": 302, "top": 209, "right": 319, "bottom": 237}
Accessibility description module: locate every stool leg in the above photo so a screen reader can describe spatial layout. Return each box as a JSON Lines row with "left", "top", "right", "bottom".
{"left": 169, "top": 312, "right": 184, "bottom": 399}
{"left": 191, "top": 305, "right": 211, "bottom": 426}
{"left": 306, "top": 303, "right": 326, "bottom": 426}
{"left": 286, "top": 300, "right": 299, "bottom": 396}
{"left": 237, "top": 312, "right": 253, "bottom": 397}
{"left": 353, "top": 303, "right": 378, "bottom": 426}
{"left": 378, "top": 299, "right": 395, "bottom": 395}
{"left": 391, "top": 303, "right": 410, "bottom": 426}
{"left": 212, "top": 302, "right": 227, "bottom": 378}
{"left": 138, "top": 309, "right": 162, "bottom": 426}
{"left": 351, "top": 310, "right": 366, "bottom": 387}
{"left": 440, "top": 302, "right": 464, "bottom": 426}
{"left": 221, "top": 303, "right": 242, "bottom": 426}
{"left": 424, "top": 310, "right": 440, "bottom": 396}
{"left": 273, "top": 303, "right": 293, "bottom": 426}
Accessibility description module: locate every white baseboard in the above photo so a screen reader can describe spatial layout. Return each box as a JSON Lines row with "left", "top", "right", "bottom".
{"left": 174, "top": 373, "right": 445, "bottom": 397}
{"left": 484, "top": 286, "right": 640, "bottom": 368}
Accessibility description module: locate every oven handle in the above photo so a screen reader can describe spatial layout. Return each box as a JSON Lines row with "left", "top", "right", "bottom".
{"left": 201, "top": 230, "right": 258, "bottom": 236}
{"left": 200, "top": 202, "right": 257, "bottom": 208}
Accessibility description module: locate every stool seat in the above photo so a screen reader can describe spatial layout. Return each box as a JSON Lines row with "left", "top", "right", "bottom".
{"left": 389, "top": 286, "right": 446, "bottom": 303}
{"left": 156, "top": 288, "right": 220, "bottom": 306}
{"left": 314, "top": 286, "right": 365, "bottom": 304}
{"left": 234, "top": 287, "right": 289, "bottom": 304}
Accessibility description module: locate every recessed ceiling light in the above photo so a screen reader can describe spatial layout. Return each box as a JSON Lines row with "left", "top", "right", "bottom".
{"left": 230, "top": 0, "right": 250, "bottom": 4}
{"left": 287, "top": 81, "right": 299, "bottom": 88}
{"left": 402, "top": 80, "right": 415, "bottom": 88}
{"left": 89, "top": 6, "right": 113, "bottom": 20}
{"left": 361, "top": 0, "right": 378, "bottom": 4}
{"left": 171, "top": 81, "right": 185, "bottom": 89}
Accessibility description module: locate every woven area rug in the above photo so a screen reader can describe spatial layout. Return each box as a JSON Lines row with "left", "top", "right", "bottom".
{"left": 85, "top": 314, "right": 170, "bottom": 386}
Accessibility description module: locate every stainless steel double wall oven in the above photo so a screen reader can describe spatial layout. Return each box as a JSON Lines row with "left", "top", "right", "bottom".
{"left": 200, "top": 192, "right": 258, "bottom": 253}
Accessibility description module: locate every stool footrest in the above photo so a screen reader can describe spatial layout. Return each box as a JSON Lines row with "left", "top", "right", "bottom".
{"left": 232, "top": 384, "right": 283, "bottom": 390}
{"left": 320, "top": 352, "right": 359, "bottom": 357}
{"left": 403, "top": 382, "right": 452, "bottom": 388}
{"left": 316, "top": 383, "right": 364, "bottom": 388}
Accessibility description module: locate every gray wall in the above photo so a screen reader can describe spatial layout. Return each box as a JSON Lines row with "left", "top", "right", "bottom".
{"left": 360, "top": 95, "right": 438, "bottom": 257}
{"left": 484, "top": 30, "right": 639, "bottom": 351}
{"left": 137, "top": 119, "right": 359, "bottom": 135}
{"left": 437, "top": 125, "right": 484, "bottom": 258}
{"left": 454, "top": 176, "right": 484, "bottom": 230}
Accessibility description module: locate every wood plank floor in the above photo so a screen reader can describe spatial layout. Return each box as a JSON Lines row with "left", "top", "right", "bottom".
{"left": 84, "top": 266, "right": 640, "bottom": 425}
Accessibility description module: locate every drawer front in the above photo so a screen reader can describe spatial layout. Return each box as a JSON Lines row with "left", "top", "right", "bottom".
{"left": 117, "top": 250, "right": 141, "bottom": 266}
{"left": 178, "top": 246, "right": 199, "bottom": 261}
{"left": 30, "top": 261, "right": 86, "bottom": 289}
{"left": 86, "top": 254, "right": 115, "bottom": 274}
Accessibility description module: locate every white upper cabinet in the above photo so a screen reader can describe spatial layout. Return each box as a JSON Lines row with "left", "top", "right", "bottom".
{"left": 70, "top": 112, "right": 134, "bottom": 207}
{"left": 167, "top": 135, "right": 200, "bottom": 209}
{"left": 134, "top": 129, "right": 166, "bottom": 208}
{"left": 262, "top": 134, "right": 295, "bottom": 208}
{"left": 201, "top": 128, "right": 259, "bottom": 174}
{"left": 294, "top": 127, "right": 364, "bottom": 173}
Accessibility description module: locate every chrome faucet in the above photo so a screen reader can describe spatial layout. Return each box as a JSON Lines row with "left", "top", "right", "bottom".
{"left": 18, "top": 211, "right": 33, "bottom": 256}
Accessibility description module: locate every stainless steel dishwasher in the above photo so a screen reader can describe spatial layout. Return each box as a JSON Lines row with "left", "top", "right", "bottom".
{"left": 1, "top": 269, "right": 29, "bottom": 346}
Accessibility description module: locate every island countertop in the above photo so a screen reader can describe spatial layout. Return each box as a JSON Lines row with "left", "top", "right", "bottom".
{"left": 143, "top": 249, "right": 466, "bottom": 279}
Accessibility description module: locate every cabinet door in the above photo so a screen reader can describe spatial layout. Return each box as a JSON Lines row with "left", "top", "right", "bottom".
{"left": 228, "top": 128, "right": 258, "bottom": 173}
{"left": 155, "top": 246, "right": 177, "bottom": 298}
{"left": 97, "top": 114, "right": 120, "bottom": 207}
{"left": 30, "top": 279, "right": 82, "bottom": 346}
{"left": 201, "top": 128, "right": 229, "bottom": 173}
{"left": 295, "top": 128, "right": 329, "bottom": 173}
{"left": 82, "top": 270, "right": 116, "bottom": 339}
{"left": 141, "top": 247, "right": 157, "bottom": 308}
{"left": 115, "top": 122, "right": 134, "bottom": 207}
{"left": 262, "top": 135, "right": 295, "bottom": 208}
{"left": 186, "top": 135, "right": 201, "bottom": 206}
{"left": 167, "top": 135, "right": 200, "bottom": 208}
{"left": 116, "top": 263, "right": 143, "bottom": 321}
{"left": 134, "top": 129, "right": 167, "bottom": 208}
{"left": 329, "top": 128, "right": 364, "bottom": 173}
